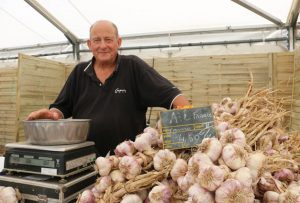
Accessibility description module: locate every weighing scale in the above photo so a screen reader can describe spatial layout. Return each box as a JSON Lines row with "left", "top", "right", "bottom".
{"left": 4, "top": 141, "right": 97, "bottom": 178}
{"left": 0, "top": 169, "right": 98, "bottom": 203}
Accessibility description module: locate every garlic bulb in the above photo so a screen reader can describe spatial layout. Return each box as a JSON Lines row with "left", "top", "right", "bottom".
{"left": 255, "top": 172, "right": 285, "bottom": 196}
{"left": 220, "top": 112, "right": 233, "bottom": 122}
{"left": 107, "top": 155, "right": 120, "bottom": 169}
{"left": 77, "top": 189, "right": 95, "bottom": 203}
{"left": 0, "top": 187, "right": 20, "bottom": 203}
{"left": 220, "top": 128, "right": 246, "bottom": 147}
{"left": 246, "top": 152, "right": 266, "bottom": 180}
{"left": 278, "top": 189, "right": 300, "bottom": 203}
{"left": 114, "top": 140, "right": 136, "bottom": 156}
{"left": 170, "top": 158, "right": 188, "bottom": 181}
{"left": 232, "top": 167, "right": 252, "bottom": 188}
{"left": 153, "top": 149, "right": 176, "bottom": 171}
{"left": 215, "top": 179, "right": 255, "bottom": 203}
{"left": 188, "top": 152, "right": 213, "bottom": 182}
{"left": 274, "top": 168, "right": 295, "bottom": 182}
{"left": 222, "top": 143, "right": 247, "bottom": 170}
{"left": 110, "top": 169, "right": 125, "bottom": 183}
{"left": 137, "top": 189, "right": 148, "bottom": 201}
{"left": 198, "top": 164, "right": 225, "bottom": 191}
{"left": 177, "top": 173, "right": 194, "bottom": 192}
{"left": 224, "top": 101, "right": 239, "bottom": 114}
{"left": 187, "top": 183, "right": 215, "bottom": 203}
{"left": 95, "top": 157, "right": 112, "bottom": 176}
{"left": 221, "top": 97, "right": 232, "bottom": 106}
{"left": 134, "top": 133, "right": 153, "bottom": 152}
{"left": 263, "top": 191, "right": 279, "bottom": 203}
{"left": 119, "top": 156, "right": 142, "bottom": 179}
{"left": 121, "top": 194, "right": 143, "bottom": 203}
{"left": 148, "top": 185, "right": 172, "bottom": 203}
{"left": 216, "top": 121, "right": 230, "bottom": 135}
{"left": 94, "top": 176, "right": 112, "bottom": 193}
{"left": 198, "top": 137, "right": 222, "bottom": 162}
{"left": 144, "top": 127, "right": 160, "bottom": 142}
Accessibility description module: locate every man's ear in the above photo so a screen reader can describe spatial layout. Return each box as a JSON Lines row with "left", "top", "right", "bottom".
{"left": 87, "top": 39, "right": 92, "bottom": 49}
{"left": 117, "top": 37, "right": 122, "bottom": 48}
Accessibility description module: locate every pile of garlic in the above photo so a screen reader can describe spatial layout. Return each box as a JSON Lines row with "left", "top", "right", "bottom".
{"left": 78, "top": 90, "right": 300, "bottom": 203}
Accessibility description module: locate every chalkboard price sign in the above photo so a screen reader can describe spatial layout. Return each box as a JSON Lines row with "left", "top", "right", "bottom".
{"left": 160, "top": 106, "right": 216, "bottom": 150}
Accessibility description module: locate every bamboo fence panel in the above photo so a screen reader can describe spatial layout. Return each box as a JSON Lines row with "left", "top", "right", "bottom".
{"left": 147, "top": 54, "right": 272, "bottom": 126}
{"left": 291, "top": 48, "right": 300, "bottom": 130}
{"left": 0, "top": 67, "right": 18, "bottom": 148}
{"left": 271, "top": 53, "right": 294, "bottom": 128}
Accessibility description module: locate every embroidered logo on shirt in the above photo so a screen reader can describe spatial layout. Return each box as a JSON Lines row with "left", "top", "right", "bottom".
{"left": 115, "top": 88, "right": 127, "bottom": 94}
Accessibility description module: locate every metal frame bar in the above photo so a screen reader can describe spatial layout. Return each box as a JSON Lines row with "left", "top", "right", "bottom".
{"left": 24, "top": 0, "right": 80, "bottom": 60}
{"left": 231, "top": 0, "right": 284, "bottom": 26}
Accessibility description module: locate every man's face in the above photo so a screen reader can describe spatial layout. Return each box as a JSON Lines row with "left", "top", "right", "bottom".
{"left": 87, "top": 22, "right": 121, "bottom": 65}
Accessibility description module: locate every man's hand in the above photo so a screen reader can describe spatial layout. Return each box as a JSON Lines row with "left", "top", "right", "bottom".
{"left": 26, "top": 108, "right": 62, "bottom": 120}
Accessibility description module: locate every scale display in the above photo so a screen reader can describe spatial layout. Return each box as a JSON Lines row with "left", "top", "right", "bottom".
{"left": 9, "top": 156, "right": 55, "bottom": 168}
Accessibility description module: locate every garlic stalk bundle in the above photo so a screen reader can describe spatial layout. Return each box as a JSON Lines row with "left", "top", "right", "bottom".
{"left": 110, "top": 169, "right": 125, "bottom": 183}
{"left": 121, "top": 194, "right": 143, "bottom": 203}
{"left": 94, "top": 176, "right": 112, "bottom": 193}
{"left": 220, "top": 128, "right": 246, "bottom": 147}
{"left": 198, "top": 137, "right": 222, "bottom": 162}
{"left": 114, "top": 140, "right": 136, "bottom": 156}
{"left": 222, "top": 143, "right": 247, "bottom": 170}
{"left": 246, "top": 152, "right": 266, "bottom": 181}
{"left": 95, "top": 157, "right": 112, "bottom": 176}
{"left": 77, "top": 189, "right": 95, "bottom": 203}
{"left": 263, "top": 191, "right": 279, "bottom": 203}
{"left": 215, "top": 179, "right": 255, "bottom": 203}
{"left": 148, "top": 184, "right": 172, "bottom": 203}
{"left": 119, "top": 156, "right": 142, "bottom": 179}
{"left": 187, "top": 183, "right": 215, "bottom": 203}
{"left": 153, "top": 149, "right": 176, "bottom": 171}
{"left": 231, "top": 167, "right": 253, "bottom": 188}
{"left": 170, "top": 158, "right": 188, "bottom": 181}
{"left": 198, "top": 164, "right": 225, "bottom": 191}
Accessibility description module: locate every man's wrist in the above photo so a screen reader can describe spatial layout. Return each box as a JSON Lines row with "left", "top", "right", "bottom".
{"left": 49, "top": 108, "right": 64, "bottom": 119}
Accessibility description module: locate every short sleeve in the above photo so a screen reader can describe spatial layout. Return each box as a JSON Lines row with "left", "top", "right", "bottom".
{"left": 133, "top": 57, "right": 181, "bottom": 109}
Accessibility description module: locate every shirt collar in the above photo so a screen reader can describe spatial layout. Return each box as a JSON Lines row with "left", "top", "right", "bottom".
{"left": 83, "top": 55, "right": 121, "bottom": 81}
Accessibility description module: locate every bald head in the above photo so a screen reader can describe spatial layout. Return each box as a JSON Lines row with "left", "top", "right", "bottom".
{"left": 89, "top": 20, "right": 119, "bottom": 38}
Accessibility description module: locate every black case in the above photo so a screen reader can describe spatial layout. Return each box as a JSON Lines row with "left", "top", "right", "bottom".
{"left": 0, "top": 169, "right": 97, "bottom": 203}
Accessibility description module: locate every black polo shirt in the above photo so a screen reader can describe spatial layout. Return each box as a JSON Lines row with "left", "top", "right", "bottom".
{"left": 50, "top": 55, "right": 181, "bottom": 156}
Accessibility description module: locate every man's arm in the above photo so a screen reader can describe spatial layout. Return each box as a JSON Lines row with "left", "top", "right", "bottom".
{"left": 171, "top": 94, "right": 190, "bottom": 109}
